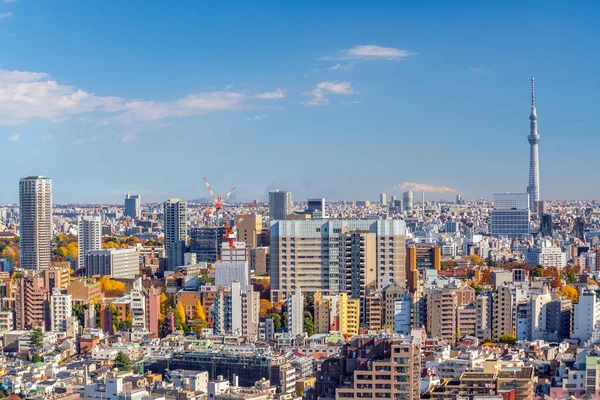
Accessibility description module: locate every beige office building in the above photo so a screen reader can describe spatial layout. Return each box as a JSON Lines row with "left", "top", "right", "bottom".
{"left": 237, "top": 214, "right": 262, "bottom": 249}
{"left": 427, "top": 288, "right": 457, "bottom": 344}
{"left": 270, "top": 220, "right": 406, "bottom": 302}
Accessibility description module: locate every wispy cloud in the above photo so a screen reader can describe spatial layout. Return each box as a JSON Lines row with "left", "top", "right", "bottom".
{"left": 0, "top": 12, "right": 13, "bottom": 19}
{"left": 246, "top": 114, "right": 269, "bottom": 120}
{"left": 304, "top": 81, "right": 355, "bottom": 106}
{"left": 325, "top": 45, "right": 416, "bottom": 60}
{"left": 469, "top": 66, "right": 491, "bottom": 74}
{"left": 121, "top": 132, "right": 137, "bottom": 143}
{"left": 255, "top": 88, "right": 285, "bottom": 99}
{"left": 34, "top": 134, "right": 53, "bottom": 141}
{"left": 7, "top": 133, "right": 19, "bottom": 142}
{"left": 0, "top": 68, "right": 274, "bottom": 126}
{"left": 394, "top": 182, "right": 459, "bottom": 193}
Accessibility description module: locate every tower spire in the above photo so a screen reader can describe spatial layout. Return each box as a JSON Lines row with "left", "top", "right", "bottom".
{"left": 527, "top": 77, "right": 540, "bottom": 213}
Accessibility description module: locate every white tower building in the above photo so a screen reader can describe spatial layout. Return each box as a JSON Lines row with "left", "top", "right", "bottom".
{"left": 51, "top": 288, "right": 72, "bottom": 333}
{"left": 19, "top": 176, "right": 53, "bottom": 270}
{"left": 288, "top": 287, "right": 304, "bottom": 337}
{"left": 78, "top": 215, "right": 102, "bottom": 269}
{"left": 527, "top": 77, "right": 541, "bottom": 212}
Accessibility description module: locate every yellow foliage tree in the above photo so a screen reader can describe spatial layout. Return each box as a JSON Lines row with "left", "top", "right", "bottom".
{"left": 194, "top": 299, "right": 206, "bottom": 322}
{"left": 176, "top": 302, "right": 187, "bottom": 325}
{"left": 470, "top": 254, "right": 484, "bottom": 265}
{"left": 99, "top": 276, "right": 126, "bottom": 293}
{"left": 260, "top": 299, "right": 271, "bottom": 318}
{"left": 159, "top": 292, "right": 169, "bottom": 323}
{"left": 560, "top": 285, "right": 579, "bottom": 303}
{"left": 56, "top": 247, "right": 68, "bottom": 258}
{"left": 66, "top": 242, "right": 78, "bottom": 259}
{"left": 120, "top": 243, "right": 128, "bottom": 249}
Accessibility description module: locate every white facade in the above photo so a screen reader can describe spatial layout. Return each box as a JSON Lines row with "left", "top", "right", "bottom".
{"left": 525, "top": 240, "right": 567, "bottom": 269}
{"left": 242, "top": 286, "right": 260, "bottom": 341}
{"left": 288, "top": 288, "right": 304, "bottom": 337}
{"left": 493, "top": 193, "right": 530, "bottom": 210}
{"left": 393, "top": 295, "right": 411, "bottom": 334}
{"left": 530, "top": 289, "right": 552, "bottom": 340}
{"left": 86, "top": 248, "right": 139, "bottom": 279}
{"left": 19, "top": 176, "right": 52, "bottom": 270}
{"left": 230, "top": 281, "right": 242, "bottom": 336}
{"left": 215, "top": 261, "right": 249, "bottom": 291}
{"left": 221, "top": 241, "right": 247, "bottom": 262}
{"left": 380, "top": 193, "right": 387, "bottom": 205}
{"left": 78, "top": 215, "right": 102, "bottom": 269}
{"left": 124, "top": 194, "right": 141, "bottom": 219}
{"left": 130, "top": 278, "right": 146, "bottom": 332}
{"left": 51, "top": 288, "right": 72, "bottom": 333}
{"left": 403, "top": 191, "right": 413, "bottom": 213}
{"left": 572, "top": 288, "right": 600, "bottom": 344}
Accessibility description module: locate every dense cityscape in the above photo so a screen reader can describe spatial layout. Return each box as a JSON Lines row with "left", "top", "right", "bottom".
{"left": 0, "top": 75, "right": 599, "bottom": 400}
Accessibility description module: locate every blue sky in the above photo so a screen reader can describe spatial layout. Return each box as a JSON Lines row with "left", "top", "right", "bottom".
{"left": 0, "top": 0, "right": 598, "bottom": 203}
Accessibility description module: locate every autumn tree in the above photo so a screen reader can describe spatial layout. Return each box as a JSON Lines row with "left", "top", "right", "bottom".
{"left": 481, "top": 267, "right": 491, "bottom": 283}
{"left": 470, "top": 254, "right": 484, "bottom": 266}
{"left": 542, "top": 267, "right": 563, "bottom": 289}
{"left": 260, "top": 299, "right": 272, "bottom": 318}
{"left": 159, "top": 292, "right": 169, "bottom": 323}
{"left": 194, "top": 299, "right": 206, "bottom": 322}
{"left": 559, "top": 285, "right": 579, "bottom": 303}
{"left": 99, "top": 276, "right": 126, "bottom": 295}
{"left": 175, "top": 302, "right": 187, "bottom": 330}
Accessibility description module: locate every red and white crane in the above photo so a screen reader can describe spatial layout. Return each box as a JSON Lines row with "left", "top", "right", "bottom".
{"left": 203, "top": 177, "right": 236, "bottom": 223}
{"left": 223, "top": 203, "right": 254, "bottom": 247}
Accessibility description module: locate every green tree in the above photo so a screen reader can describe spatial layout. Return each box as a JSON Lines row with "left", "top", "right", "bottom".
{"left": 303, "top": 311, "right": 314, "bottom": 336}
{"left": 532, "top": 267, "right": 543, "bottom": 277}
{"left": 199, "top": 274, "right": 212, "bottom": 285}
{"left": 268, "top": 313, "right": 282, "bottom": 332}
{"left": 72, "top": 304, "right": 88, "bottom": 326}
{"left": 114, "top": 351, "right": 131, "bottom": 371}
{"left": 30, "top": 327, "right": 44, "bottom": 348}
{"left": 304, "top": 294, "right": 314, "bottom": 317}
{"left": 470, "top": 283, "right": 482, "bottom": 295}
{"left": 282, "top": 311, "right": 288, "bottom": 329}
{"left": 117, "top": 319, "right": 132, "bottom": 331}
{"left": 499, "top": 334, "right": 516, "bottom": 345}
{"left": 31, "top": 353, "right": 42, "bottom": 363}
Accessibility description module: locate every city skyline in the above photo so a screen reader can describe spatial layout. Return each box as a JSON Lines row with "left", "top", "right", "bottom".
{"left": 1, "top": 1, "right": 599, "bottom": 203}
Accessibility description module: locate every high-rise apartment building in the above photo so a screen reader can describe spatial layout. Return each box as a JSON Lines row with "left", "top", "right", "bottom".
{"left": 540, "top": 213, "right": 553, "bottom": 237}
{"left": 124, "top": 194, "right": 141, "bottom": 219}
{"left": 15, "top": 276, "right": 49, "bottom": 330}
{"left": 269, "top": 219, "right": 407, "bottom": 302}
{"left": 490, "top": 193, "right": 530, "bottom": 238}
{"left": 269, "top": 190, "right": 293, "bottom": 220}
{"left": 50, "top": 288, "right": 72, "bottom": 333}
{"left": 527, "top": 77, "right": 541, "bottom": 212}
{"left": 78, "top": 215, "right": 102, "bottom": 269}
{"left": 19, "top": 176, "right": 53, "bottom": 270}
{"left": 427, "top": 288, "right": 457, "bottom": 344}
{"left": 164, "top": 198, "right": 187, "bottom": 270}
{"left": 525, "top": 240, "right": 567, "bottom": 268}
{"left": 402, "top": 190, "right": 413, "bottom": 213}
{"left": 338, "top": 293, "right": 360, "bottom": 337}
{"left": 339, "top": 231, "right": 376, "bottom": 298}
{"left": 130, "top": 278, "right": 147, "bottom": 333}
{"left": 335, "top": 335, "right": 421, "bottom": 400}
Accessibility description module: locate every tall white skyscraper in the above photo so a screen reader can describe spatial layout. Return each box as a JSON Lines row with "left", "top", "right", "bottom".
{"left": 51, "top": 288, "right": 72, "bottom": 333}
{"left": 78, "top": 215, "right": 102, "bottom": 269}
{"left": 19, "top": 176, "right": 52, "bottom": 270}
{"left": 164, "top": 198, "right": 187, "bottom": 269}
{"left": 527, "top": 77, "right": 541, "bottom": 212}
{"left": 124, "top": 194, "right": 141, "bottom": 219}
{"left": 380, "top": 193, "right": 387, "bottom": 205}
{"left": 269, "top": 190, "right": 292, "bottom": 220}
{"left": 288, "top": 287, "right": 304, "bottom": 337}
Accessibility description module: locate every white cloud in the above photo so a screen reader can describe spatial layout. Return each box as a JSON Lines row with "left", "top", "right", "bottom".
{"left": 255, "top": 88, "right": 285, "bottom": 99}
{"left": 0, "top": 68, "right": 264, "bottom": 126}
{"left": 325, "top": 45, "right": 416, "bottom": 60}
{"left": 304, "top": 81, "right": 355, "bottom": 105}
{"left": 394, "top": 182, "right": 459, "bottom": 193}
{"left": 246, "top": 114, "right": 269, "bottom": 120}
{"left": 469, "top": 66, "right": 491, "bottom": 74}
{"left": 0, "top": 12, "right": 13, "bottom": 19}
{"left": 34, "top": 134, "right": 53, "bottom": 141}
{"left": 7, "top": 133, "right": 19, "bottom": 142}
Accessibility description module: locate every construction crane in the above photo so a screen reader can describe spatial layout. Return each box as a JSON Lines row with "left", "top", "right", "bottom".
{"left": 223, "top": 203, "right": 254, "bottom": 247}
{"left": 203, "top": 177, "right": 236, "bottom": 223}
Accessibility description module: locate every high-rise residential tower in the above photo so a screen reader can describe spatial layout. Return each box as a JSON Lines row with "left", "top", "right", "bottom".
{"left": 19, "top": 176, "right": 53, "bottom": 270}
{"left": 527, "top": 77, "right": 540, "bottom": 212}
{"left": 164, "top": 198, "right": 187, "bottom": 270}
{"left": 78, "top": 215, "right": 102, "bottom": 269}
{"left": 269, "top": 190, "right": 292, "bottom": 220}
{"left": 124, "top": 194, "right": 141, "bottom": 219}
{"left": 402, "top": 190, "right": 413, "bottom": 213}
